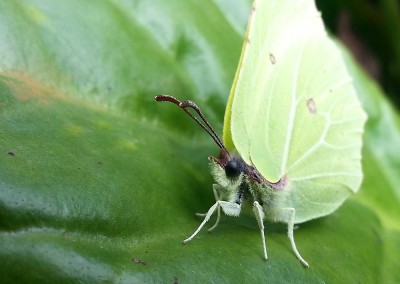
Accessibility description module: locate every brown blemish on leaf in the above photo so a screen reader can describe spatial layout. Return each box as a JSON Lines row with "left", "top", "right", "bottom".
{"left": 132, "top": 258, "right": 147, "bottom": 265}
{"left": 7, "top": 151, "right": 16, "bottom": 157}
{"left": 1, "top": 71, "right": 60, "bottom": 103}
{"left": 306, "top": 98, "right": 317, "bottom": 114}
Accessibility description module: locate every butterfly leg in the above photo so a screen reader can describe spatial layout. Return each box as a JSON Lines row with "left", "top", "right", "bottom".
{"left": 183, "top": 200, "right": 241, "bottom": 244}
{"left": 207, "top": 184, "right": 222, "bottom": 231}
{"left": 195, "top": 184, "right": 222, "bottom": 232}
{"left": 276, "top": 208, "right": 309, "bottom": 267}
{"left": 253, "top": 201, "right": 268, "bottom": 260}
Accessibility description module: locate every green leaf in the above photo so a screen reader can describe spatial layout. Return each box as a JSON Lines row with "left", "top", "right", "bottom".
{"left": 0, "top": 1, "right": 399, "bottom": 283}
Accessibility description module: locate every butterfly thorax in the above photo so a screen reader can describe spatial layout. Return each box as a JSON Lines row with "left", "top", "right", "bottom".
{"left": 209, "top": 149, "right": 289, "bottom": 218}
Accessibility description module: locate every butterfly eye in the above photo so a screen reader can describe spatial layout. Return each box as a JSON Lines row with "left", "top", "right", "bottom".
{"left": 225, "top": 160, "right": 241, "bottom": 178}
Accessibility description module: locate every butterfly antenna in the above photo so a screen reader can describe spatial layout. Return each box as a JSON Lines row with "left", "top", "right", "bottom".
{"left": 155, "top": 95, "right": 227, "bottom": 151}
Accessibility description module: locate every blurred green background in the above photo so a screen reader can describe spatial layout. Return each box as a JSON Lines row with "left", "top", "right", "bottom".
{"left": 317, "top": 0, "right": 400, "bottom": 109}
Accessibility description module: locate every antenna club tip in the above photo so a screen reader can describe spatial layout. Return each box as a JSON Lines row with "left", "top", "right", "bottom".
{"left": 155, "top": 95, "right": 163, "bottom": 101}
{"left": 154, "top": 95, "right": 181, "bottom": 105}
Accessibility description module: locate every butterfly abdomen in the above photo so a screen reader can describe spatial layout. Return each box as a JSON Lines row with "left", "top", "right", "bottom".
{"left": 248, "top": 178, "right": 290, "bottom": 220}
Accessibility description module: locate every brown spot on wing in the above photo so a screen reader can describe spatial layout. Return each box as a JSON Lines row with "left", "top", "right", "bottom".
{"left": 269, "top": 53, "right": 276, "bottom": 64}
{"left": 306, "top": 98, "right": 317, "bottom": 114}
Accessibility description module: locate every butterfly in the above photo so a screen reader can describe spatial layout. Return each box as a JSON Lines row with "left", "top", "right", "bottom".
{"left": 155, "top": 0, "right": 366, "bottom": 267}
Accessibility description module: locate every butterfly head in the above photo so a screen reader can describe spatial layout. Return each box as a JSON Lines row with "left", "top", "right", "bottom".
{"left": 208, "top": 148, "right": 248, "bottom": 188}
{"left": 155, "top": 95, "right": 263, "bottom": 186}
